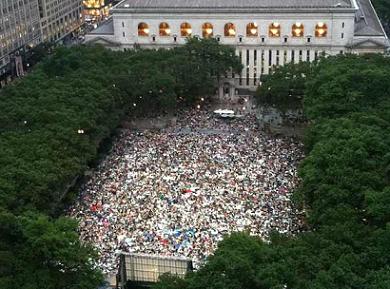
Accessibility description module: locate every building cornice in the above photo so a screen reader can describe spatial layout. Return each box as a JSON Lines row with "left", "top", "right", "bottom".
{"left": 112, "top": 7, "right": 357, "bottom": 15}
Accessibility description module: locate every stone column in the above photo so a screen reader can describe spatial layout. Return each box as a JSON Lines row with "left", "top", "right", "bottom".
{"left": 218, "top": 84, "right": 224, "bottom": 99}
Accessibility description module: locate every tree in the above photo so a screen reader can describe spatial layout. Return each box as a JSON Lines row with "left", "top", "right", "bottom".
{"left": 0, "top": 209, "right": 103, "bottom": 289}
{"left": 23, "top": 42, "right": 54, "bottom": 68}
{"left": 304, "top": 54, "right": 390, "bottom": 120}
{"left": 0, "top": 42, "right": 243, "bottom": 288}
{"left": 372, "top": 0, "right": 390, "bottom": 34}
{"left": 156, "top": 54, "right": 390, "bottom": 289}
{"left": 154, "top": 274, "right": 189, "bottom": 289}
{"left": 183, "top": 233, "right": 265, "bottom": 289}
{"left": 256, "top": 61, "right": 311, "bottom": 110}
{"left": 117, "top": 38, "right": 243, "bottom": 109}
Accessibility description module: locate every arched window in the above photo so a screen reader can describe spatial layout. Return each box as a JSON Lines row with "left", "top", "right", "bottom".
{"left": 292, "top": 23, "right": 304, "bottom": 37}
{"left": 159, "top": 22, "right": 171, "bottom": 36}
{"left": 180, "top": 22, "right": 192, "bottom": 37}
{"left": 246, "top": 22, "right": 258, "bottom": 37}
{"left": 224, "top": 23, "right": 236, "bottom": 37}
{"left": 202, "top": 23, "right": 213, "bottom": 38}
{"left": 315, "top": 22, "right": 327, "bottom": 37}
{"left": 269, "top": 22, "right": 280, "bottom": 37}
{"left": 138, "top": 22, "right": 149, "bottom": 36}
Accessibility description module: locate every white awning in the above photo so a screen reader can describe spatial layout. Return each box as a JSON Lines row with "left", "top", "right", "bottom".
{"left": 214, "top": 109, "right": 234, "bottom": 115}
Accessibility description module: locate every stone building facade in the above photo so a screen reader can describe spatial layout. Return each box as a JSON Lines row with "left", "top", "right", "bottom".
{"left": 38, "top": 0, "right": 83, "bottom": 42}
{"left": 0, "top": 0, "right": 41, "bottom": 75}
{"left": 86, "top": 0, "right": 388, "bottom": 92}
{"left": 0, "top": 0, "right": 84, "bottom": 82}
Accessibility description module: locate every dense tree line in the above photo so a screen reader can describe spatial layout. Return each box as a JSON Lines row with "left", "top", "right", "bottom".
{"left": 372, "top": 0, "right": 390, "bottom": 34}
{"left": 156, "top": 54, "right": 390, "bottom": 289}
{"left": 256, "top": 61, "right": 311, "bottom": 111}
{"left": 0, "top": 39, "right": 241, "bottom": 289}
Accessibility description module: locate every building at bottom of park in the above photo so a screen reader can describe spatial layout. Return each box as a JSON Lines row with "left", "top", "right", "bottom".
{"left": 85, "top": 0, "right": 389, "bottom": 93}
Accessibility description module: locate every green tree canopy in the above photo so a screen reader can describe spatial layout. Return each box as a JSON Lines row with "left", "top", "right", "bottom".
{"left": 256, "top": 62, "right": 311, "bottom": 110}
{"left": 0, "top": 209, "right": 103, "bottom": 289}
{"left": 372, "top": 0, "right": 390, "bottom": 33}
{"left": 155, "top": 53, "right": 390, "bottom": 289}
{"left": 0, "top": 39, "right": 242, "bottom": 288}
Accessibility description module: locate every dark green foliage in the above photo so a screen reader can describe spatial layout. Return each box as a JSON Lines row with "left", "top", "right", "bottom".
{"left": 0, "top": 39, "right": 240, "bottom": 288}
{"left": 0, "top": 38, "right": 240, "bottom": 214}
{"left": 156, "top": 54, "right": 390, "bottom": 289}
{"left": 117, "top": 38, "right": 242, "bottom": 115}
{"left": 170, "top": 38, "right": 242, "bottom": 103}
{"left": 372, "top": 0, "right": 390, "bottom": 21}
{"left": 0, "top": 46, "right": 127, "bottom": 213}
{"left": 372, "top": 0, "right": 390, "bottom": 33}
{"left": 22, "top": 42, "right": 54, "bottom": 67}
{"left": 298, "top": 114, "right": 390, "bottom": 226}
{"left": 153, "top": 274, "right": 189, "bottom": 289}
{"left": 0, "top": 209, "right": 103, "bottom": 289}
{"left": 304, "top": 54, "right": 390, "bottom": 120}
{"left": 256, "top": 62, "right": 311, "bottom": 110}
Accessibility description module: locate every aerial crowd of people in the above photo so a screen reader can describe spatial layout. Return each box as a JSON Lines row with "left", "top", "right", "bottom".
{"left": 69, "top": 108, "right": 305, "bottom": 273}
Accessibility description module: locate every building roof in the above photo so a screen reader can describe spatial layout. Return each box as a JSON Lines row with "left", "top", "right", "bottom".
{"left": 351, "top": 38, "right": 389, "bottom": 48}
{"left": 354, "top": 0, "right": 387, "bottom": 37}
{"left": 88, "top": 18, "right": 114, "bottom": 35}
{"left": 116, "top": 0, "right": 353, "bottom": 9}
